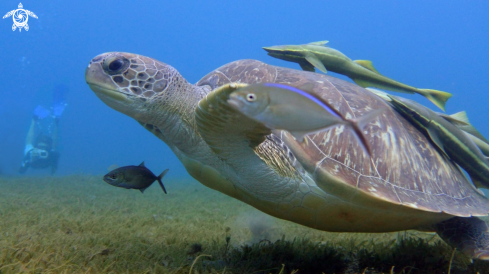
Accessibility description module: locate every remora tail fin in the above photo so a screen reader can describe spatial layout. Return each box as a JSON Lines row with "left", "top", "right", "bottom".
{"left": 417, "top": 89, "right": 452, "bottom": 112}
{"left": 348, "top": 108, "right": 386, "bottom": 156}
{"left": 293, "top": 84, "right": 384, "bottom": 157}
{"left": 157, "top": 169, "right": 169, "bottom": 194}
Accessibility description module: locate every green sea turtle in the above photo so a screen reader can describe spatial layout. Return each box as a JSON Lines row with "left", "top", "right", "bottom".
{"left": 85, "top": 53, "right": 489, "bottom": 260}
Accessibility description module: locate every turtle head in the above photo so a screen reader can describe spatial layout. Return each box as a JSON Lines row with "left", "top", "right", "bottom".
{"left": 85, "top": 52, "right": 178, "bottom": 124}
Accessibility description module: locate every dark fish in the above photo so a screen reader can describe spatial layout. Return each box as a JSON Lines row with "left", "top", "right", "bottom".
{"left": 103, "top": 161, "right": 168, "bottom": 194}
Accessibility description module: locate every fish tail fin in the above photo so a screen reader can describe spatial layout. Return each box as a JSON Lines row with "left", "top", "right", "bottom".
{"left": 418, "top": 89, "right": 452, "bottom": 111}
{"left": 348, "top": 108, "right": 386, "bottom": 156}
{"left": 157, "top": 169, "right": 169, "bottom": 194}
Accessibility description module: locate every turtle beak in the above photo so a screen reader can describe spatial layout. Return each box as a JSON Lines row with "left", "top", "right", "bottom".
{"left": 85, "top": 61, "right": 127, "bottom": 102}
{"left": 85, "top": 54, "right": 154, "bottom": 123}
{"left": 87, "top": 82, "right": 127, "bottom": 103}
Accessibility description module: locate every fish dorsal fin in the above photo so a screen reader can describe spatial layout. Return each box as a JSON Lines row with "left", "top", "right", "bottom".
{"left": 438, "top": 111, "right": 470, "bottom": 126}
{"left": 438, "top": 112, "right": 489, "bottom": 144}
{"left": 139, "top": 161, "right": 145, "bottom": 167}
{"left": 304, "top": 54, "right": 328, "bottom": 73}
{"left": 308, "top": 40, "right": 329, "bottom": 46}
{"left": 354, "top": 60, "right": 381, "bottom": 74}
{"left": 449, "top": 111, "right": 470, "bottom": 125}
{"left": 107, "top": 164, "right": 119, "bottom": 171}
{"left": 450, "top": 111, "right": 469, "bottom": 123}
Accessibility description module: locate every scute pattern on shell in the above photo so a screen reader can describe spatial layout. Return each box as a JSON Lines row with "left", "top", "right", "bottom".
{"left": 196, "top": 59, "right": 489, "bottom": 216}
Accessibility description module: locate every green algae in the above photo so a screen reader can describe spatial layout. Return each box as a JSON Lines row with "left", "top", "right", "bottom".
{"left": 0, "top": 175, "right": 488, "bottom": 274}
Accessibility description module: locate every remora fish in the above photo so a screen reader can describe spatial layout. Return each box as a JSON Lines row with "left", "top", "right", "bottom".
{"left": 437, "top": 111, "right": 489, "bottom": 156}
{"left": 227, "top": 83, "right": 383, "bottom": 156}
{"left": 388, "top": 94, "right": 489, "bottom": 188}
{"left": 366, "top": 88, "right": 489, "bottom": 157}
{"left": 103, "top": 161, "right": 168, "bottom": 194}
{"left": 464, "top": 132, "right": 489, "bottom": 157}
{"left": 263, "top": 41, "right": 452, "bottom": 111}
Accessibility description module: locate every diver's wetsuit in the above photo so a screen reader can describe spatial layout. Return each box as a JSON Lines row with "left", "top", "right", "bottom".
{"left": 20, "top": 85, "right": 67, "bottom": 175}
{"left": 19, "top": 110, "right": 62, "bottom": 175}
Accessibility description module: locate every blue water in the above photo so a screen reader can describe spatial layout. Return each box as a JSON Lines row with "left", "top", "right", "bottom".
{"left": 1, "top": 0, "right": 488, "bottom": 177}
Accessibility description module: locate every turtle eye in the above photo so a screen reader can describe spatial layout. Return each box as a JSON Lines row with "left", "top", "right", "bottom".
{"left": 246, "top": 93, "right": 256, "bottom": 102}
{"left": 109, "top": 59, "right": 123, "bottom": 71}
{"left": 103, "top": 55, "right": 129, "bottom": 75}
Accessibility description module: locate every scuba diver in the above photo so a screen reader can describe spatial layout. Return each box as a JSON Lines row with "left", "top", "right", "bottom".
{"left": 19, "top": 85, "right": 68, "bottom": 175}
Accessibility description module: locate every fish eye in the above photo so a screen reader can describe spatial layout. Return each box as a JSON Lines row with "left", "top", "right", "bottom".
{"left": 110, "top": 174, "right": 117, "bottom": 179}
{"left": 246, "top": 93, "right": 256, "bottom": 102}
{"left": 102, "top": 56, "right": 129, "bottom": 75}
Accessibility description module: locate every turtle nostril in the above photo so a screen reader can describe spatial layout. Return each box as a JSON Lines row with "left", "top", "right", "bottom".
{"left": 109, "top": 59, "right": 123, "bottom": 71}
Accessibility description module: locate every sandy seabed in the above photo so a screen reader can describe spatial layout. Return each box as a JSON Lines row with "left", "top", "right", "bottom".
{"left": 0, "top": 175, "right": 488, "bottom": 274}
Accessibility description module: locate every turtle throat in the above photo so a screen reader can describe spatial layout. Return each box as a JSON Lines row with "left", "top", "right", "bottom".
{"left": 141, "top": 75, "right": 210, "bottom": 153}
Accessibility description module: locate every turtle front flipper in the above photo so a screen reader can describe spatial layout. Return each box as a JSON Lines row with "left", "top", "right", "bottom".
{"left": 195, "top": 83, "right": 271, "bottom": 158}
{"left": 195, "top": 83, "right": 304, "bottom": 203}
{"left": 435, "top": 217, "right": 489, "bottom": 260}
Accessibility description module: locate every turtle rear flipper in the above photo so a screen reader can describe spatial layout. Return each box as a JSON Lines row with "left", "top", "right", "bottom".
{"left": 435, "top": 217, "right": 489, "bottom": 260}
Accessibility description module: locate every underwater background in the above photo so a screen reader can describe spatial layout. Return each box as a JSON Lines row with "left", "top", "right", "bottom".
{"left": 1, "top": 0, "right": 489, "bottom": 273}
{"left": 1, "top": 0, "right": 488, "bottom": 177}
